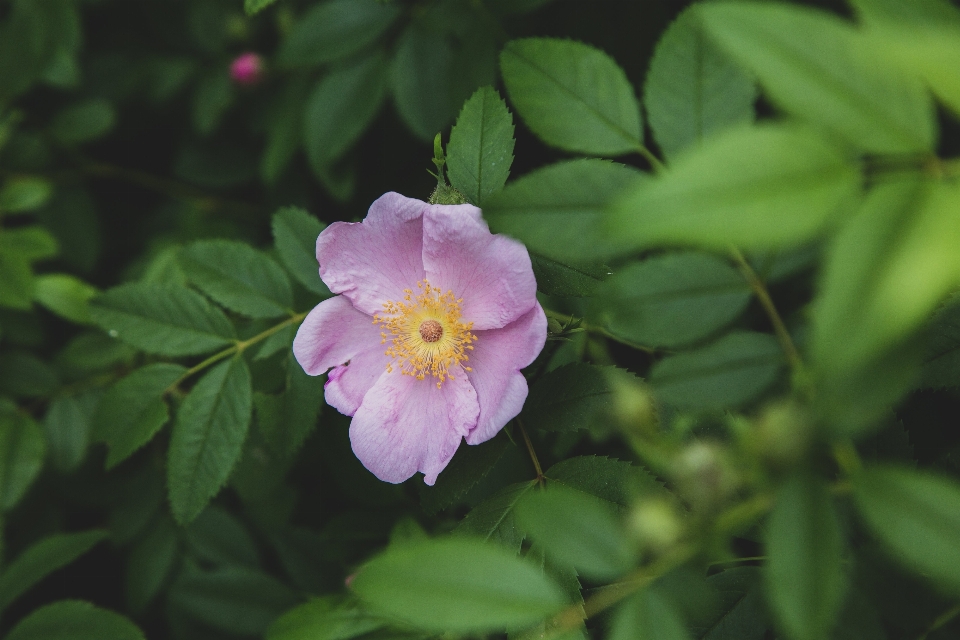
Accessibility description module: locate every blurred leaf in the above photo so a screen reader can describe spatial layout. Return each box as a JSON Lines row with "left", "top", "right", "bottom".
{"left": 278, "top": 0, "right": 401, "bottom": 68}
{"left": 592, "top": 252, "right": 751, "bottom": 348}
{"left": 261, "top": 77, "right": 310, "bottom": 185}
{"left": 51, "top": 100, "right": 115, "bottom": 144}
{"left": 180, "top": 240, "right": 293, "bottom": 319}
{"left": 245, "top": 0, "right": 279, "bottom": 16}
{"left": 529, "top": 252, "right": 608, "bottom": 298}
{"left": 391, "top": 22, "right": 453, "bottom": 141}
{"left": 610, "top": 588, "right": 692, "bottom": 640}
{"left": 0, "top": 351, "right": 59, "bottom": 397}
{"left": 0, "top": 408, "right": 45, "bottom": 511}
{"left": 254, "top": 355, "right": 322, "bottom": 458}
{"left": 644, "top": 7, "right": 756, "bottom": 161}
{"left": 169, "top": 567, "right": 301, "bottom": 636}
{"left": 456, "top": 481, "right": 537, "bottom": 554}
{"left": 352, "top": 537, "right": 566, "bottom": 632}
{"left": 698, "top": 2, "right": 934, "bottom": 153}
{"left": 650, "top": 331, "right": 784, "bottom": 410}
{"left": 488, "top": 0, "right": 558, "bottom": 16}
{"left": 0, "top": 1, "right": 63, "bottom": 104}
{"left": 126, "top": 515, "right": 179, "bottom": 613}
{"left": 303, "top": 51, "right": 387, "bottom": 172}
{"left": 766, "top": 473, "right": 846, "bottom": 640}
{"left": 0, "top": 176, "right": 52, "bottom": 213}
{"left": 90, "top": 283, "right": 236, "bottom": 356}
{"left": 694, "top": 567, "right": 768, "bottom": 640}
{"left": 500, "top": 38, "right": 642, "bottom": 156}
{"left": 267, "top": 596, "right": 383, "bottom": 640}
{"left": 446, "top": 86, "right": 515, "bottom": 206}
{"left": 42, "top": 394, "right": 95, "bottom": 472}
{"left": 420, "top": 434, "right": 511, "bottom": 515}
{"left": 192, "top": 72, "right": 233, "bottom": 136}
{"left": 5, "top": 600, "right": 145, "bottom": 640}
{"left": 92, "top": 363, "right": 185, "bottom": 469}
{"left": 522, "top": 363, "right": 618, "bottom": 433}
{"left": 185, "top": 506, "right": 259, "bottom": 569}
{"left": 921, "top": 295, "right": 960, "bottom": 388}
{"left": 0, "top": 530, "right": 106, "bottom": 613}
{"left": 0, "top": 253, "right": 34, "bottom": 309}
{"left": 35, "top": 188, "right": 99, "bottom": 273}
{"left": 168, "top": 356, "right": 253, "bottom": 525}
{"left": 0, "top": 226, "right": 59, "bottom": 261}
{"left": 485, "top": 159, "right": 646, "bottom": 262}
{"left": 609, "top": 124, "right": 861, "bottom": 252}
{"left": 174, "top": 142, "right": 257, "bottom": 189}
{"left": 271, "top": 207, "right": 330, "bottom": 296}
{"left": 853, "top": 465, "right": 960, "bottom": 594}
{"left": 546, "top": 456, "right": 666, "bottom": 510}
{"left": 33, "top": 274, "right": 97, "bottom": 324}
{"left": 516, "top": 484, "right": 635, "bottom": 580}
{"left": 57, "top": 332, "right": 134, "bottom": 376}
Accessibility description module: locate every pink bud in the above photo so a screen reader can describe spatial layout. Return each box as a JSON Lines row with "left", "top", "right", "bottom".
{"left": 230, "top": 52, "right": 265, "bottom": 86}
{"left": 344, "top": 572, "right": 356, "bottom": 588}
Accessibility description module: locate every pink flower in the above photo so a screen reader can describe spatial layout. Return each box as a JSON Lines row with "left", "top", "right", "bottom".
{"left": 229, "top": 52, "right": 265, "bottom": 86}
{"left": 293, "top": 193, "right": 547, "bottom": 485}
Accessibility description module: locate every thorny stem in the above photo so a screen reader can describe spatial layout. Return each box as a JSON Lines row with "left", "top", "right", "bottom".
{"left": 165, "top": 311, "right": 308, "bottom": 394}
{"left": 916, "top": 602, "right": 960, "bottom": 640}
{"left": 517, "top": 418, "right": 544, "bottom": 484}
{"left": 544, "top": 308, "right": 657, "bottom": 354}
{"left": 729, "top": 248, "right": 803, "bottom": 374}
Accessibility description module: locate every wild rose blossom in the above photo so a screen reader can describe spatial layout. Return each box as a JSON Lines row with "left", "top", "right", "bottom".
{"left": 293, "top": 192, "right": 547, "bottom": 485}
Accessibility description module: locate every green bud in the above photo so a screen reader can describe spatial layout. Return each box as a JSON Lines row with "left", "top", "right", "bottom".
{"left": 428, "top": 183, "right": 467, "bottom": 205}
{"left": 672, "top": 441, "right": 740, "bottom": 512}
{"left": 628, "top": 497, "right": 683, "bottom": 552}
{"left": 753, "top": 399, "right": 812, "bottom": 468}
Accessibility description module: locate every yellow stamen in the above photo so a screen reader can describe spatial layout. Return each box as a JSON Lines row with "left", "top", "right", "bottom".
{"left": 373, "top": 279, "right": 477, "bottom": 388}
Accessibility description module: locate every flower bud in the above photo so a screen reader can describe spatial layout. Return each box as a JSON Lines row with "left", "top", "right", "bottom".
{"left": 753, "top": 399, "right": 812, "bottom": 468}
{"left": 628, "top": 497, "right": 683, "bottom": 552}
{"left": 229, "top": 52, "right": 265, "bottom": 87}
{"left": 671, "top": 441, "right": 739, "bottom": 512}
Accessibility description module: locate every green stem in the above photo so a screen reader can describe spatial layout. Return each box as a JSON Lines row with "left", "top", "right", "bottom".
{"left": 637, "top": 144, "right": 665, "bottom": 174}
{"left": 917, "top": 602, "right": 960, "bottom": 640}
{"left": 517, "top": 418, "right": 544, "bottom": 484}
{"left": 165, "top": 311, "right": 307, "bottom": 394}
{"left": 544, "top": 308, "right": 657, "bottom": 354}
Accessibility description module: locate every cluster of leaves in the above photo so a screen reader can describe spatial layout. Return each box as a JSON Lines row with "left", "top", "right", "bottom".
{"left": 3, "top": 0, "right": 960, "bottom": 639}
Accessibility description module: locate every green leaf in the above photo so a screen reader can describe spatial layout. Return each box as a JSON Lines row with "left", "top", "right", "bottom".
{"left": 267, "top": 596, "right": 383, "bottom": 640}
{"left": 180, "top": 240, "right": 293, "bottom": 319}
{"left": 261, "top": 77, "right": 310, "bottom": 185}
{"left": 766, "top": 473, "right": 846, "bottom": 640}
{"left": 920, "top": 295, "right": 960, "bottom": 389}
{"left": 0, "top": 530, "right": 106, "bottom": 612}
{"left": 92, "top": 363, "right": 185, "bottom": 469}
{"left": 90, "top": 283, "right": 236, "bottom": 356}
{"left": 0, "top": 226, "right": 59, "bottom": 261}
{"left": 184, "top": 506, "right": 259, "bottom": 568}
{"left": 33, "top": 274, "right": 97, "bottom": 324}
{"left": 419, "top": 435, "right": 511, "bottom": 515}
{"left": 254, "top": 324, "right": 296, "bottom": 361}
{"left": 446, "top": 86, "right": 515, "bottom": 206}
{"left": 456, "top": 481, "right": 538, "bottom": 554}
{"left": 0, "top": 408, "right": 46, "bottom": 511}
{"left": 245, "top": 0, "right": 279, "bottom": 16}
{"left": 592, "top": 252, "right": 751, "bottom": 348}
{"left": 352, "top": 537, "right": 566, "bottom": 632}
{"left": 644, "top": 7, "right": 756, "bottom": 161}
{"left": 303, "top": 51, "right": 387, "bottom": 172}
{"left": 529, "top": 252, "right": 608, "bottom": 297}
{"left": 650, "top": 331, "right": 784, "bottom": 411}
{"left": 57, "top": 332, "right": 135, "bottom": 376}
{"left": 126, "top": 515, "right": 179, "bottom": 613}
{"left": 51, "top": 99, "right": 116, "bottom": 144}
{"left": 516, "top": 484, "right": 635, "bottom": 580}
{"left": 610, "top": 589, "right": 692, "bottom": 640}
{"left": 42, "top": 394, "right": 94, "bottom": 472}
{"left": 694, "top": 567, "right": 768, "bottom": 640}
{"left": 0, "top": 351, "right": 59, "bottom": 397}
{"left": 545, "top": 455, "right": 666, "bottom": 510}
{"left": 170, "top": 566, "right": 301, "bottom": 636}
{"left": 522, "top": 363, "right": 620, "bottom": 433}
{"left": 500, "top": 38, "right": 642, "bottom": 156}
{"left": 5, "top": 600, "right": 145, "bottom": 640}
{"left": 608, "top": 124, "right": 862, "bottom": 252}
{"left": 484, "top": 159, "right": 646, "bottom": 262}
{"left": 271, "top": 207, "right": 330, "bottom": 296}
{"left": 278, "top": 0, "right": 401, "bottom": 68}
{"left": 0, "top": 177, "right": 53, "bottom": 214}
{"left": 697, "top": 2, "right": 934, "bottom": 154}
{"left": 853, "top": 465, "right": 960, "bottom": 594}
{"left": 391, "top": 22, "right": 453, "bottom": 141}
{"left": 167, "top": 356, "right": 253, "bottom": 525}
{"left": 192, "top": 72, "right": 233, "bottom": 135}
{"left": 253, "top": 356, "right": 322, "bottom": 459}
{"left": 0, "top": 252, "right": 34, "bottom": 309}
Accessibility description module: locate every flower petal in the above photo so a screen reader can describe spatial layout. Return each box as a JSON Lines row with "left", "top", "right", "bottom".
{"left": 317, "top": 192, "right": 427, "bottom": 316}
{"left": 325, "top": 344, "right": 389, "bottom": 416}
{"left": 293, "top": 296, "right": 381, "bottom": 376}
{"left": 465, "top": 304, "right": 548, "bottom": 445}
{"left": 349, "top": 367, "right": 479, "bottom": 485}
{"left": 422, "top": 204, "right": 538, "bottom": 330}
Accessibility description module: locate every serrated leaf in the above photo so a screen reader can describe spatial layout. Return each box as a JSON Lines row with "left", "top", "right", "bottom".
{"left": 5, "top": 600, "right": 145, "bottom": 640}
{"left": 352, "top": 537, "right": 566, "bottom": 632}
{"left": 254, "top": 355, "right": 322, "bottom": 458}
{"left": 446, "top": 86, "right": 515, "bottom": 206}
{"left": 90, "top": 283, "right": 236, "bottom": 356}
{"left": 484, "top": 159, "right": 646, "bottom": 262}
{"left": 500, "top": 38, "right": 642, "bottom": 156}
{"left": 644, "top": 7, "right": 756, "bottom": 161}
{"left": 853, "top": 465, "right": 960, "bottom": 594}
{"left": 609, "top": 124, "right": 862, "bottom": 252}
{"left": 303, "top": 51, "right": 387, "bottom": 173}
{"left": 0, "top": 530, "right": 107, "bottom": 613}
{"left": 92, "top": 363, "right": 186, "bottom": 469}
{"left": 245, "top": 0, "right": 279, "bottom": 16}
{"left": 271, "top": 207, "right": 331, "bottom": 296}
{"left": 278, "top": 0, "right": 400, "bottom": 68}
{"left": 592, "top": 252, "right": 751, "bottom": 348}
{"left": 698, "top": 2, "right": 934, "bottom": 153}
{"left": 650, "top": 331, "right": 784, "bottom": 411}
{"left": 168, "top": 356, "right": 253, "bottom": 525}
{"left": 529, "top": 252, "right": 608, "bottom": 298}
{"left": 267, "top": 596, "right": 383, "bottom": 640}
{"left": 391, "top": 22, "right": 454, "bottom": 141}
{"left": 766, "top": 473, "right": 846, "bottom": 640}
{"left": 545, "top": 456, "right": 666, "bottom": 511}
{"left": 522, "top": 363, "right": 619, "bottom": 433}
{"left": 456, "top": 481, "right": 538, "bottom": 553}
{"left": 0, "top": 409, "right": 46, "bottom": 512}
{"left": 180, "top": 240, "right": 293, "bottom": 319}
{"left": 419, "top": 434, "right": 511, "bottom": 515}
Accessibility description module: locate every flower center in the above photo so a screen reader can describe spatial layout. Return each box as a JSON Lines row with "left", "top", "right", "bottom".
{"left": 373, "top": 280, "right": 476, "bottom": 388}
